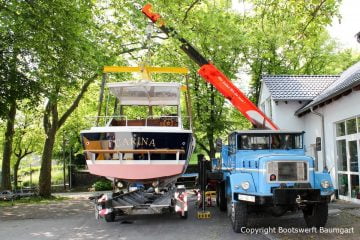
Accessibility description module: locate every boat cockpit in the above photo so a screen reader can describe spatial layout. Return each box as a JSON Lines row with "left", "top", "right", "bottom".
{"left": 99, "top": 81, "right": 191, "bottom": 129}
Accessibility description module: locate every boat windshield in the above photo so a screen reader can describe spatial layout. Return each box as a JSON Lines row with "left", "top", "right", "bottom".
{"left": 108, "top": 82, "right": 180, "bottom": 106}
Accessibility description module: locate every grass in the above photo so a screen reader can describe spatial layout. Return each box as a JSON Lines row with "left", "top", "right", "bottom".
{"left": 0, "top": 196, "right": 69, "bottom": 207}
{"left": 20, "top": 165, "right": 65, "bottom": 187}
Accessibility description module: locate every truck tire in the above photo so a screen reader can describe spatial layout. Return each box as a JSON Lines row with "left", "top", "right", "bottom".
{"left": 231, "top": 202, "right": 248, "bottom": 233}
{"left": 303, "top": 203, "right": 328, "bottom": 228}
{"left": 104, "top": 212, "right": 115, "bottom": 222}
{"left": 217, "top": 182, "right": 227, "bottom": 211}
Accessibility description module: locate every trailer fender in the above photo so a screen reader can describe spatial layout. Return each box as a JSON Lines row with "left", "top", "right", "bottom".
{"left": 228, "top": 173, "right": 256, "bottom": 201}
{"left": 174, "top": 187, "right": 188, "bottom": 215}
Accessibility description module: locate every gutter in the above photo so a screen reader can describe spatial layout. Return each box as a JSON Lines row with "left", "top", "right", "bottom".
{"left": 310, "top": 108, "right": 328, "bottom": 172}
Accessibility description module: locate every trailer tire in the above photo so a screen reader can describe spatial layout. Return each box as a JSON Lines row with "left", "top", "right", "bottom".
{"left": 303, "top": 203, "right": 328, "bottom": 228}
{"left": 104, "top": 212, "right": 115, "bottom": 222}
{"left": 217, "top": 182, "right": 227, "bottom": 211}
{"left": 231, "top": 202, "right": 248, "bottom": 233}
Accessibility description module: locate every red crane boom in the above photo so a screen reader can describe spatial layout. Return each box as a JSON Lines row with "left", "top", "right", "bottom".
{"left": 141, "top": 4, "right": 279, "bottom": 130}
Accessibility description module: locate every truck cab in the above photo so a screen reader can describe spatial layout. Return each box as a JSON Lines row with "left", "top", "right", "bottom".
{"left": 213, "top": 130, "right": 335, "bottom": 232}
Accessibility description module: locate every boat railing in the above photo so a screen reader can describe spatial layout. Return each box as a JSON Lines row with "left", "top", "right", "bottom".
{"left": 84, "top": 149, "right": 186, "bottom": 163}
{"left": 86, "top": 115, "right": 192, "bottom": 129}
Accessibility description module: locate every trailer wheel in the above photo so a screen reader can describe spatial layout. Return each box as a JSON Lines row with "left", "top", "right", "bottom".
{"left": 231, "top": 202, "right": 248, "bottom": 233}
{"left": 217, "top": 182, "right": 227, "bottom": 211}
{"left": 104, "top": 212, "right": 115, "bottom": 222}
{"left": 303, "top": 203, "right": 328, "bottom": 228}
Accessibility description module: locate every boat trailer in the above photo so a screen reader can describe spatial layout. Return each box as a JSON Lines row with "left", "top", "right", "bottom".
{"left": 90, "top": 185, "right": 188, "bottom": 222}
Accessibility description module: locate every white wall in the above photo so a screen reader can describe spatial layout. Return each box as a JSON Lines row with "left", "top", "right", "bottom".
{"left": 272, "top": 101, "right": 306, "bottom": 131}
{"left": 259, "top": 82, "right": 306, "bottom": 131}
{"left": 302, "top": 91, "right": 360, "bottom": 188}
{"left": 259, "top": 82, "right": 270, "bottom": 105}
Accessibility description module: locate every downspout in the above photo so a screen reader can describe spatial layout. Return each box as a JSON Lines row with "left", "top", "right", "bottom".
{"left": 310, "top": 107, "right": 328, "bottom": 172}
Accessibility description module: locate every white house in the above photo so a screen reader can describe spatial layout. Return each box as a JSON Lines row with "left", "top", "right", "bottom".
{"left": 259, "top": 62, "right": 360, "bottom": 203}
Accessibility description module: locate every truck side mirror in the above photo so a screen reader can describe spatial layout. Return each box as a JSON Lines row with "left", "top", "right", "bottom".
{"left": 215, "top": 138, "right": 222, "bottom": 152}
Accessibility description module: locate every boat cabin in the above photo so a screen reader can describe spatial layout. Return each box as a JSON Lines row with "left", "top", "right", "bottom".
{"left": 101, "top": 81, "right": 191, "bottom": 129}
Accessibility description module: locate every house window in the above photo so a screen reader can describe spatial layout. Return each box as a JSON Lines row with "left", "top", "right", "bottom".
{"left": 335, "top": 116, "right": 360, "bottom": 202}
{"left": 336, "top": 139, "right": 347, "bottom": 171}
{"left": 336, "top": 122, "right": 345, "bottom": 136}
{"left": 346, "top": 118, "right": 357, "bottom": 135}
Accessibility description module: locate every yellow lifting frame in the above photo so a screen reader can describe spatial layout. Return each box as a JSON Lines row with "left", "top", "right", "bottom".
{"left": 103, "top": 66, "right": 189, "bottom": 74}
{"left": 103, "top": 65, "right": 189, "bottom": 88}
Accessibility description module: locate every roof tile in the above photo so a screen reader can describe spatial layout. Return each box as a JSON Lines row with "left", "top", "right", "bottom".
{"left": 262, "top": 75, "right": 339, "bottom": 101}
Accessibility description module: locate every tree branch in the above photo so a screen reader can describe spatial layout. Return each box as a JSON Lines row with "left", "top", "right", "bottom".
{"left": 182, "top": 0, "right": 201, "bottom": 23}
{"left": 196, "top": 140, "right": 211, "bottom": 156}
{"left": 300, "top": 0, "right": 327, "bottom": 36}
{"left": 57, "top": 73, "right": 98, "bottom": 128}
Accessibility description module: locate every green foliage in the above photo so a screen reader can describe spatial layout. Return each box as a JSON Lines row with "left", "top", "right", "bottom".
{"left": 92, "top": 179, "right": 113, "bottom": 191}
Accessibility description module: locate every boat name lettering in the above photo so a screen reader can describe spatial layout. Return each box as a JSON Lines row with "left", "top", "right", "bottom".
{"left": 115, "top": 137, "right": 156, "bottom": 147}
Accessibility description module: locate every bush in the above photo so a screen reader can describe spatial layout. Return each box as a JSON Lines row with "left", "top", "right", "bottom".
{"left": 92, "top": 179, "right": 113, "bottom": 191}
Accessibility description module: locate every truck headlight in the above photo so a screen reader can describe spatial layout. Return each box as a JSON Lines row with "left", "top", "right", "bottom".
{"left": 321, "top": 180, "right": 330, "bottom": 189}
{"left": 241, "top": 181, "right": 250, "bottom": 190}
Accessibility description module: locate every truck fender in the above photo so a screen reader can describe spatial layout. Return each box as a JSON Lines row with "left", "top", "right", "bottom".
{"left": 228, "top": 173, "right": 256, "bottom": 201}
{"left": 314, "top": 172, "right": 335, "bottom": 193}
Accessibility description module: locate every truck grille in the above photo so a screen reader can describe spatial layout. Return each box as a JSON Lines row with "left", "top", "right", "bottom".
{"left": 267, "top": 161, "right": 308, "bottom": 182}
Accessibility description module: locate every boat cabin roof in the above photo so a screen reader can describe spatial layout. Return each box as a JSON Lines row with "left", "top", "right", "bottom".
{"left": 107, "top": 81, "right": 181, "bottom": 106}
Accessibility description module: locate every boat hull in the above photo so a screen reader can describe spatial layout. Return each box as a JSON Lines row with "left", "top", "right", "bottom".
{"left": 81, "top": 130, "right": 194, "bottom": 183}
{"left": 86, "top": 160, "right": 186, "bottom": 181}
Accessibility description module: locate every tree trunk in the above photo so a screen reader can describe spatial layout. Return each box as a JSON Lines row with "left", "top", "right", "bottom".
{"left": 1, "top": 101, "right": 17, "bottom": 190}
{"left": 13, "top": 158, "right": 21, "bottom": 189}
{"left": 38, "top": 74, "right": 97, "bottom": 197}
{"left": 38, "top": 126, "right": 57, "bottom": 197}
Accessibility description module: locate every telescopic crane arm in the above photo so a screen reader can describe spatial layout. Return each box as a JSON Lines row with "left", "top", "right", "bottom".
{"left": 141, "top": 4, "right": 279, "bottom": 130}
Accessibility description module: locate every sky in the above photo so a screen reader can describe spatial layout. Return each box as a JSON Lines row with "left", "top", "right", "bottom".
{"left": 327, "top": 0, "right": 360, "bottom": 50}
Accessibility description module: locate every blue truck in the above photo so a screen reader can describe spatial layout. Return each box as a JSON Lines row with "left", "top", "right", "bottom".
{"left": 211, "top": 130, "right": 334, "bottom": 232}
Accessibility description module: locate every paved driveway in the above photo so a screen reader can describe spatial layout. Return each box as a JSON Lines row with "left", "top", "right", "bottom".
{"left": 0, "top": 193, "right": 359, "bottom": 240}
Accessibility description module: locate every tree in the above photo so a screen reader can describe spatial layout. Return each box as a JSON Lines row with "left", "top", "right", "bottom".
{"left": 0, "top": 1, "right": 40, "bottom": 190}
{"left": 12, "top": 106, "right": 43, "bottom": 189}
{"left": 238, "top": 0, "right": 356, "bottom": 103}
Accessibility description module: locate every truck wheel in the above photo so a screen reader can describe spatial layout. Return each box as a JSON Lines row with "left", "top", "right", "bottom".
{"left": 217, "top": 182, "right": 227, "bottom": 211}
{"left": 216, "top": 186, "right": 220, "bottom": 207}
{"left": 231, "top": 202, "right": 248, "bottom": 233}
{"left": 303, "top": 203, "right": 328, "bottom": 228}
{"left": 226, "top": 197, "right": 232, "bottom": 217}
{"left": 104, "top": 212, "right": 115, "bottom": 222}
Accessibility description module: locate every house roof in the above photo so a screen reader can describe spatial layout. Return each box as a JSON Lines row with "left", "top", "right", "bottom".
{"left": 296, "top": 61, "right": 360, "bottom": 115}
{"left": 262, "top": 75, "right": 339, "bottom": 101}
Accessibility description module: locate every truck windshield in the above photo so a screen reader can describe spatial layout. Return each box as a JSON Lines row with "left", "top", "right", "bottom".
{"left": 238, "top": 135, "right": 270, "bottom": 150}
{"left": 270, "top": 134, "right": 302, "bottom": 149}
{"left": 237, "top": 133, "right": 303, "bottom": 150}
